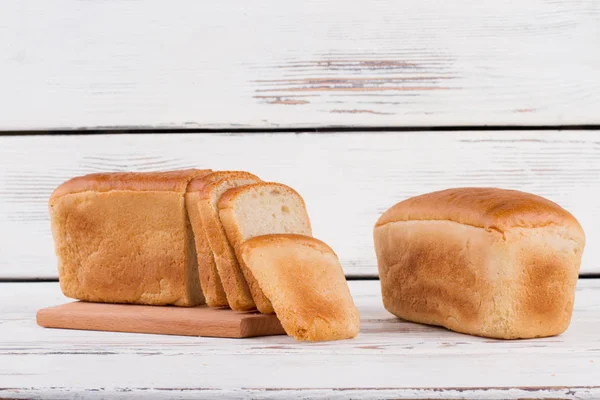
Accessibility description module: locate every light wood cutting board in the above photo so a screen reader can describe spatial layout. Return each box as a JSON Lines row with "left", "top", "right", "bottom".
{"left": 37, "top": 301, "right": 285, "bottom": 338}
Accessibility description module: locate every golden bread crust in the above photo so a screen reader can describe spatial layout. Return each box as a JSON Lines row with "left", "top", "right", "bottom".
{"left": 239, "top": 234, "right": 359, "bottom": 342}
{"left": 50, "top": 170, "right": 211, "bottom": 202}
{"left": 376, "top": 187, "right": 585, "bottom": 240}
{"left": 374, "top": 188, "right": 585, "bottom": 339}
{"left": 240, "top": 233, "right": 335, "bottom": 254}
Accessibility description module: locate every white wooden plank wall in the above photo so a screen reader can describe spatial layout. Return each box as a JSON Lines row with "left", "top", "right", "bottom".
{"left": 0, "top": 0, "right": 598, "bottom": 130}
{"left": 1, "top": 131, "right": 598, "bottom": 279}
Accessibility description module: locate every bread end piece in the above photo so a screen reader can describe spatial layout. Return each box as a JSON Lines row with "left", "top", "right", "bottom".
{"left": 240, "top": 234, "right": 360, "bottom": 341}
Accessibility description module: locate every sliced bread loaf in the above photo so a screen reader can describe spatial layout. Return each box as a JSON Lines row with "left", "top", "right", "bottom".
{"left": 194, "top": 171, "right": 261, "bottom": 311}
{"left": 218, "top": 182, "right": 312, "bottom": 313}
{"left": 239, "top": 234, "right": 360, "bottom": 341}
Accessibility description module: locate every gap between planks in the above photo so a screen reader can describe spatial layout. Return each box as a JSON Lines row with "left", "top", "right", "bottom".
{"left": 2, "top": 124, "right": 600, "bottom": 135}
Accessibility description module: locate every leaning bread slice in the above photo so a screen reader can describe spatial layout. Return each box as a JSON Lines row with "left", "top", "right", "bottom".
{"left": 239, "top": 234, "right": 360, "bottom": 341}
{"left": 194, "top": 171, "right": 261, "bottom": 311}
{"left": 49, "top": 169, "right": 211, "bottom": 306}
{"left": 219, "top": 182, "right": 312, "bottom": 314}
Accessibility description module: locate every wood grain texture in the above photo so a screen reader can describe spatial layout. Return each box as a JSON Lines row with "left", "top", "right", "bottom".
{"left": 0, "top": 0, "right": 599, "bottom": 130}
{"left": 36, "top": 302, "right": 285, "bottom": 338}
{"left": 1, "top": 280, "right": 599, "bottom": 398}
{"left": 1, "top": 131, "right": 599, "bottom": 278}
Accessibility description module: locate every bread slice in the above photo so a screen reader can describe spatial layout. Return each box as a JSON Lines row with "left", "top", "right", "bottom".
{"left": 239, "top": 234, "right": 360, "bottom": 341}
{"left": 186, "top": 186, "right": 228, "bottom": 308}
{"left": 49, "top": 169, "right": 211, "bottom": 306}
{"left": 218, "top": 182, "right": 312, "bottom": 313}
{"left": 193, "top": 171, "right": 261, "bottom": 311}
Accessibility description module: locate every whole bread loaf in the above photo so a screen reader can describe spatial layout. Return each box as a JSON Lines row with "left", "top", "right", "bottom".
{"left": 49, "top": 170, "right": 211, "bottom": 306}
{"left": 374, "top": 188, "right": 585, "bottom": 339}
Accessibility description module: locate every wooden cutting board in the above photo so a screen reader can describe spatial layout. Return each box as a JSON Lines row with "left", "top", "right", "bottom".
{"left": 37, "top": 301, "right": 286, "bottom": 338}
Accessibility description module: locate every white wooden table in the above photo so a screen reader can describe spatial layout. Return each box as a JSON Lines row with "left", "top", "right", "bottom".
{"left": 2, "top": 280, "right": 600, "bottom": 399}
{"left": 1, "top": 0, "right": 600, "bottom": 398}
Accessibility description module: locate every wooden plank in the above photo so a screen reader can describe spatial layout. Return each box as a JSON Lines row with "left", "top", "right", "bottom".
{"left": 1, "top": 131, "right": 599, "bottom": 278}
{"left": 0, "top": 0, "right": 598, "bottom": 130}
{"left": 36, "top": 302, "right": 285, "bottom": 338}
{"left": 1, "top": 280, "right": 599, "bottom": 399}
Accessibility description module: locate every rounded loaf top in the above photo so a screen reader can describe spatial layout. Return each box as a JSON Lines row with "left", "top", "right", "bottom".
{"left": 375, "top": 187, "right": 585, "bottom": 240}
{"left": 49, "top": 169, "right": 212, "bottom": 203}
